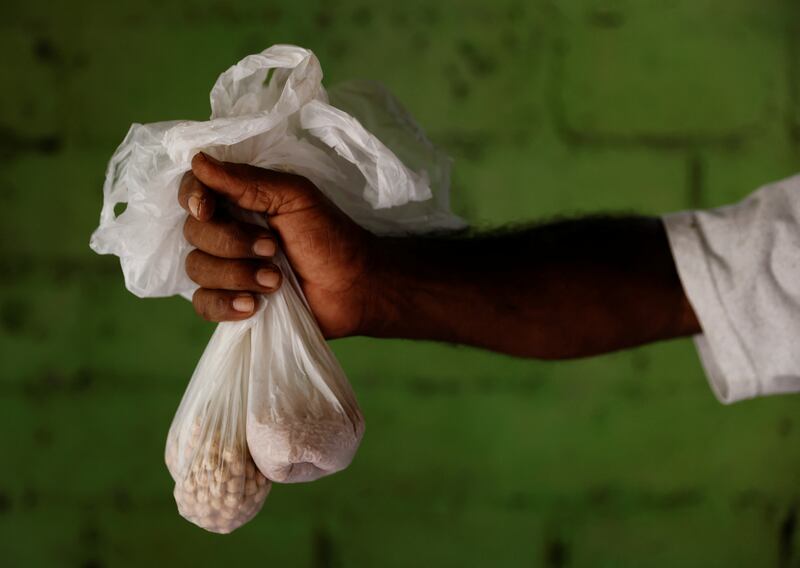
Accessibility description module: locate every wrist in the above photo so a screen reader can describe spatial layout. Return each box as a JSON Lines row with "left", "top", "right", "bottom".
{"left": 354, "top": 235, "right": 410, "bottom": 338}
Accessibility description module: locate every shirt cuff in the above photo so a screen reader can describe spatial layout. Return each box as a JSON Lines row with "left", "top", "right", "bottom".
{"left": 662, "top": 211, "right": 761, "bottom": 404}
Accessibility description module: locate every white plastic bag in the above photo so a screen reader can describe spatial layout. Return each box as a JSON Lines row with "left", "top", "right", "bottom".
{"left": 90, "top": 45, "right": 465, "bottom": 530}
{"left": 164, "top": 322, "right": 271, "bottom": 533}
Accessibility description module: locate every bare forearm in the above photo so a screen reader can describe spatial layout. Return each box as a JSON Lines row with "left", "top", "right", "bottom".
{"left": 361, "top": 216, "right": 700, "bottom": 358}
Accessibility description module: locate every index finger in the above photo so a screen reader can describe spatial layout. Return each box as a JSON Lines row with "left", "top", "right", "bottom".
{"left": 191, "top": 152, "right": 314, "bottom": 215}
{"left": 178, "top": 171, "right": 216, "bottom": 221}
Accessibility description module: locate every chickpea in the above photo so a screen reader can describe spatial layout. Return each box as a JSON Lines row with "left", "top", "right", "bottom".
{"left": 166, "top": 422, "right": 272, "bottom": 533}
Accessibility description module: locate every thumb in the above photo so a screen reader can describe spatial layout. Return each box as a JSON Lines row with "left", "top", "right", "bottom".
{"left": 190, "top": 152, "right": 312, "bottom": 215}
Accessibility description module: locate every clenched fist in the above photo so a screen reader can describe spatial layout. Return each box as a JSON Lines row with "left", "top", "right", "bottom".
{"left": 178, "top": 152, "right": 377, "bottom": 339}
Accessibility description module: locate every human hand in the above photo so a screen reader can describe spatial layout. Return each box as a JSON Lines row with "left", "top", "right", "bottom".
{"left": 178, "top": 152, "right": 378, "bottom": 338}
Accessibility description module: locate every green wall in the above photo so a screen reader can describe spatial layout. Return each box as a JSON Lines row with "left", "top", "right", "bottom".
{"left": 2, "top": 0, "right": 799, "bottom": 566}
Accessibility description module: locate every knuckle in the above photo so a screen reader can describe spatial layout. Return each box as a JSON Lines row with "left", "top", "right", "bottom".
{"left": 180, "top": 172, "right": 201, "bottom": 200}
{"left": 213, "top": 293, "right": 229, "bottom": 315}
{"left": 215, "top": 222, "right": 248, "bottom": 258}
{"left": 228, "top": 262, "right": 253, "bottom": 289}
{"left": 189, "top": 219, "right": 249, "bottom": 258}
{"left": 182, "top": 217, "right": 197, "bottom": 243}
{"left": 185, "top": 250, "right": 203, "bottom": 282}
{"left": 244, "top": 179, "right": 267, "bottom": 211}
{"left": 179, "top": 171, "right": 194, "bottom": 192}
{"left": 192, "top": 291, "right": 212, "bottom": 321}
{"left": 187, "top": 174, "right": 203, "bottom": 194}
{"left": 276, "top": 174, "right": 316, "bottom": 210}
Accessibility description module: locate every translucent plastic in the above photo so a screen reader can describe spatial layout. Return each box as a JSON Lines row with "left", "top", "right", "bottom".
{"left": 89, "top": 44, "right": 465, "bottom": 532}
{"left": 164, "top": 325, "right": 270, "bottom": 533}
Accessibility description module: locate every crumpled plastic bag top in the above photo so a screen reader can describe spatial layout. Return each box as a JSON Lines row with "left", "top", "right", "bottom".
{"left": 90, "top": 44, "right": 464, "bottom": 301}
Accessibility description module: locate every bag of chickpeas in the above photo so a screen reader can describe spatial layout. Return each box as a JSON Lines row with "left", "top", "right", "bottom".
{"left": 90, "top": 45, "right": 464, "bottom": 533}
{"left": 164, "top": 322, "right": 270, "bottom": 533}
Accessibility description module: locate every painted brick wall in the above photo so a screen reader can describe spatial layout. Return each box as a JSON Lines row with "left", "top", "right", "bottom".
{"left": 1, "top": 1, "right": 799, "bottom": 566}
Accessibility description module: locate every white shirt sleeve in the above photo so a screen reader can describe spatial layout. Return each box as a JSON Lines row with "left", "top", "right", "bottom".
{"left": 663, "top": 173, "right": 800, "bottom": 404}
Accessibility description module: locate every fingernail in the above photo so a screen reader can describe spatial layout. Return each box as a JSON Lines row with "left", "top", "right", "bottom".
{"left": 256, "top": 268, "right": 280, "bottom": 289}
{"left": 188, "top": 195, "right": 200, "bottom": 218}
{"left": 232, "top": 295, "right": 254, "bottom": 313}
{"left": 252, "top": 238, "right": 276, "bottom": 257}
{"left": 200, "top": 152, "right": 221, "bottom": 165}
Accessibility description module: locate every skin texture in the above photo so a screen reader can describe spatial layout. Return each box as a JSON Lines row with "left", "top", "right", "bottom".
{"left": 179, "top": 152, "right": 701, "bottom": 358}
{"left": 179, "top": 153, "right": 376, "bottom": 338}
